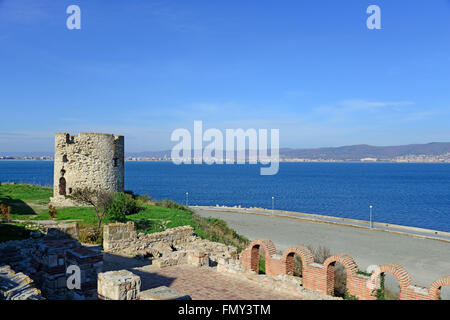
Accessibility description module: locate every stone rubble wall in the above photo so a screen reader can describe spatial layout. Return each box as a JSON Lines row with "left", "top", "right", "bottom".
{"left": 0, "top": 265, "right": 43, "bottom": 300}
{"left": 103, "top": 222, "right": 195, "bottom": 253}
{"left": 0, "top": 232, "right": 102, "bottom": 300}
{"left": 103, "top": 222, "right": 239, "bottom": 268}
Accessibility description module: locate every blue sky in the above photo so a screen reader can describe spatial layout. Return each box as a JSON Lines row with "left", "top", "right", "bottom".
{"left": 1, "top": 0, "right": 450, "bottom": 153}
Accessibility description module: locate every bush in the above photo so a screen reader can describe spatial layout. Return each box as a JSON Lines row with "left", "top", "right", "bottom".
{"left": 78, "top": 227, "right": 102, "bottom": 244}
{"left": 293, "top": 255, "right": 303, "bottom": 277}
{"left": 0, "top": 203, "right": 11, "bottom": 222}
{"left": 156, "top": 199, "right": 191, "bottom": 212}
{"left": 107, "top": 192, "right": 141, "bottom": 222}
{"left": 307, "top": 245, "right": 347, "bottom": 298}
{"left": 48, "top": 205, "right": 57, "bottom": 219}
{"left": 136, "top": 194, "right": 152, "bottom": 203}
{"left": 192, "top": 215, "right": 249, "bottom": 252}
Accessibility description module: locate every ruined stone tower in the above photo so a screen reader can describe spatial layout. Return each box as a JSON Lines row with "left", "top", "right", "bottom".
{"left": 50, "top": 132, "right": 124, "bottom": 206}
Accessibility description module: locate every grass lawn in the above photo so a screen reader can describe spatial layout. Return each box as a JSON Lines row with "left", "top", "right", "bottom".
{"left": 0, "top": 184, "right": 52, "bottom": 218}
{"left": 0, "top": 184, "right": 249, "bottom": 250}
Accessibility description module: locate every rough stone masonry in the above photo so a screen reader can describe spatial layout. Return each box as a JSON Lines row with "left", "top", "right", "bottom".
{"left": 50, "top": 132, "right": 124, "bottom": 206}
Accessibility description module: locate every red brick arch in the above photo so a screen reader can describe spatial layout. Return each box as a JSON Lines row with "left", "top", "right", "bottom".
{"left": 377, "top": 264, "right": 412, "bottom": 298}
{"left": 323, "top": 254, "right": 358, "bottom": 296}
{"left": 281, "top": 246, "right": 314, "bottom": 276}
{"left": 247, "top": 239, "right": 277, "bottom": 273}
{"left": 323, "top": 254, "right": 358, "bottom": 275}
{"left": 429, "top": 275, "right": 450, "bottom": 300}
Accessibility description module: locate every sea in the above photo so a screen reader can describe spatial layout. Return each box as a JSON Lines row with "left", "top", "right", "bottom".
{"left": 1, "top": 160, "right": 449, "bottom": 232}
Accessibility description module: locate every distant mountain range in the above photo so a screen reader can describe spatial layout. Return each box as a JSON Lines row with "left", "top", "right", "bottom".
{"left": 277, "top": 142, "right": 450, "bottom": 160}
{"left": 126, "top": 142, "right": 450, "bottom": 161}
{"left": 3, "top": 142, "right": 450, "bottom": 161}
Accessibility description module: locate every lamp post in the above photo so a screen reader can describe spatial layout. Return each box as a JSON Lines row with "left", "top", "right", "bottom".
{"left": 186, "top": 192, "right": 189, "bottom": 207}
{"left": 369, "top": 205, "right": 373, "bottom": 228}
{"left": 272, "top": 196, "right": 275, "bottom": 214}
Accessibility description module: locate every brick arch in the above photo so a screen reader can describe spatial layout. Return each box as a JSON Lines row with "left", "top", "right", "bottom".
{"left": 429, "top": 275, "right": 450, "bottom": 300}
{"left": 378, "top": 264, "right": 412, "bottom": 289}
{"left": 247, "top": 239, "right": 277, "bottom": 273}
{"left": 323, "top": 254, "right": 358, "bottom": 296}
{"left": 323, "top": 254, "right": 358, "bottom": 275}
{"left": 281, "top": 246, "right": 314, "bottom": 276}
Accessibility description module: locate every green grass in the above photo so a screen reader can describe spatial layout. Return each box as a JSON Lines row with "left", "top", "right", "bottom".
{"left": 0, "top": 184, "right": 52, "bottom": 201}
{"left": 0, "top": 184, "right": 250, "bottom": 250}
{"left": 0, "top": 184, "right": 52, "bottom": 218}
{"left": 33, "top": 206, "right": 99, "bottom": 225}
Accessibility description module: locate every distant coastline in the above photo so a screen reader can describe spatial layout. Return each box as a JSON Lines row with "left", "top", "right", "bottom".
{"left": 1, "top": 158, "right": 450, "bottom": 164}
{"left": 4, "top": 142, "right": 450, "bottom": 163}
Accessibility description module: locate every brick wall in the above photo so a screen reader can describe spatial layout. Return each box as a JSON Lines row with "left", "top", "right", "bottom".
{"left": 240, "top": 239, "right": 449, "bottom": 300}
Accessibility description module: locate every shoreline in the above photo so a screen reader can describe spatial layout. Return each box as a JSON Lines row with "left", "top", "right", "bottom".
{"left": 1, "top": 159, "right": 450, "bottom": 164}
{"left": 193, "top": 205, "right": 450, "bottom": 243}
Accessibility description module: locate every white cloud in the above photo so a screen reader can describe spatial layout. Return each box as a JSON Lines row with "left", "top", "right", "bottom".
{"left": 339, "top": 99, "right": 415, "bottom": 110}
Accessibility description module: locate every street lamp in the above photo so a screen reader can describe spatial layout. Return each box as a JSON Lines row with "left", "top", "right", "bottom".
{"left": 369, "top": 205, "right": 373, "bottom": 228}
{"left": 186, "top": 192, "right": 189, "bottom": 207}
{"left": 272, "top": 196, "right": 275, "bottom": 214}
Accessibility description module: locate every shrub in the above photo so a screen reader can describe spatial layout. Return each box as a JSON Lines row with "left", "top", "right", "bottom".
{"left": 376, "top": 274, "right": 386, "bottom": 300}
{"left": 107, "top": 192, "right": 141, "bottom": 222}
{"left": 293, "top": 255, "right": 303, "bottom": 277}
{"left": 344, "top": 289, "right": 359, "bottom": 300}
{"left": 68, "top": 188, "right": 114, "bottom": 231}
{"left": 0, "top": 204, "right": 11, "bottom": 222}
{"left": 78, "top": 227, "right": 102, "bottom": 244}
{"left": 307, "top": 245, "right": 332, "bottom": 264}
{"left": 192, "top": 215, "right": 249, "bottom": 252}
{"left": 136, "top": 194, "right": 153, "bottom": 203}
{"left": 156, "top": 199, "right": 191, "bottom": 212}
{"left": 48, "top": 205, "right": 57, "bottom": 219}
{"left": 259, "top": 252, "right": 266, "bottom": 274}
{"left": 307, "top": 245, "right": 347, "bottom": 297}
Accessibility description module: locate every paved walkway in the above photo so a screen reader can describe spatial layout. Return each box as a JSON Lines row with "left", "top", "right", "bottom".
{"left": 133, "top": 265, "right": 304, "bottom": 300}
{"left": 193, "top": 206, "right": 450, "bottom": 242}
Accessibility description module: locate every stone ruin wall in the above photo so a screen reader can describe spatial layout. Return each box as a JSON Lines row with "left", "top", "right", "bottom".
{"left": 51, "top": 132, "right": 124, "bottom": 206}
{"left": 0, "top": 223, "right": 102, "bottom": 300}
{"left": 4, "top": 221, "right": 448, "bottom": 300}
{"left": 103, "top": 222, "right": 239, "bottom": 268}
{"left": 102, "top": 222, "right": 450, "bottom": 300}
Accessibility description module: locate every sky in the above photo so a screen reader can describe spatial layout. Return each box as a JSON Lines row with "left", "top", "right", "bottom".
{"left": 0, "top": 0, "right": 450, "bottom": 153}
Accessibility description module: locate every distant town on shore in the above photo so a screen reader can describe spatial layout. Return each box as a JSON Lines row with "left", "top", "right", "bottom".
{"left": 2, "top": 142, "right": 450, "bottom": 163}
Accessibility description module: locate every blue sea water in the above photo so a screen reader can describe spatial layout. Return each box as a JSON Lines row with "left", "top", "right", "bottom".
{"left": 0, "top": 161, "right": 449, "bottom": 232}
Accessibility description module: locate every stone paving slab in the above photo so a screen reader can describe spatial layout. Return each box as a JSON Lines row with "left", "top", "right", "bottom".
{"left": 133, "top": 265, "right": 304, "bottom": 300}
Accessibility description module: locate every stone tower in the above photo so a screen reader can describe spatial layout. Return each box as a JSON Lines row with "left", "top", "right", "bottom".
{"left": 50, "top": 132, "right": 124, "bottom": 206}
